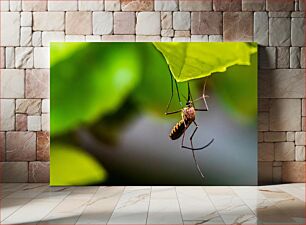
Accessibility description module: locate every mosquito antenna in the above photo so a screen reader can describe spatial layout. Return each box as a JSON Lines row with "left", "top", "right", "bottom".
{"left": 192, "top": 151, "right": 205, "bottom": 179}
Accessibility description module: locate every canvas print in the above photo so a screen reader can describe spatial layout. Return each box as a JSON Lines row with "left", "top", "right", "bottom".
{"left": 50, "top": 42, "right": 258, "bottom": 186}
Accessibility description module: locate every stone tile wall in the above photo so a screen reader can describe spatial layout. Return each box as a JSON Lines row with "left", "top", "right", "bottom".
{"left": 0, "top": 0, "right": 305, "bottom": 184}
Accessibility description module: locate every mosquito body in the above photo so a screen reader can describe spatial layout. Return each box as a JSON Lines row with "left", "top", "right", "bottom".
{"left": 169, "top": 102, "right": 195, "bottom": 140}
{"left": 165, "top": 76, "right": 214, "bottom": 179}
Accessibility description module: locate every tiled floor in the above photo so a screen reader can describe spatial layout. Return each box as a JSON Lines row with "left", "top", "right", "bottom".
{"left": 0, "top": 183, "right": 305, "bottom": 224}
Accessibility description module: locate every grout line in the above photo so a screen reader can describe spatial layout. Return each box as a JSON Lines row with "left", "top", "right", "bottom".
{"left": 145, "top": 186, "right": 152, "bottom": 225}
{"left": 1, "top": 183, "right": 50, "bottom": 223}
{"left": 106, "top": 186, "right": 126, "bottom": 225}
{"left": 174, "top": 186, "right": 185, "bottom": 224}
{"left": 75, "top": 186, "right": 100, "bottom": 224}
{"left": 37, "top": 185, "right": 74, "bottom": 223}
{"left": 201, "top": 186, "right": 226, "bottom": 225}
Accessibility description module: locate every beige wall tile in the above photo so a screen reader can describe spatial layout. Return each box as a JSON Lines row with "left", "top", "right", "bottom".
{"left": 1, "top": 12, "right": 20, "bottom": 46}
{"left": 270, "top": 99, "right": 301, "bottom": 131}
{"left": 37, "top": 131, "right": 50, "bottom": 161}
{"left": 27, "top": 115, "right": 41, "bottom": 131}
{"left": 264, "top": 132, "right": 286, "bottom": 142}
{"left": 136, "top": 12, "right": 160, "bottom": 35}
{"left": 0, "top": 162, "right": 28, "bottom": 182}
{"left": 0, "top": 132, "right": 5, "bottom": 161}
{"left": 242, "top": 0, "right": 265, "bottom": 11}
{"left": 155, "top": 0, "right": 178, "bottom": 11}
{"left": 93, "top": 12, "right": 113, "bottom": 35}
{"left": 15, "top": 47, "right": 33, "bottom": 68}
{"left": 259, "top": 69, "right": 304, "bottom": 98}
{"left": 282, "top": 162, "right": 305, "bottom": 182}
{"left": 266, "top": 0, "right": 294, "bottom": 11}
{"left": 275, "top": 142, "right": 295, "bottom": 161}
{"left": 213, "top": 0, "right": 242, "bottom": 11}
{"left": 223, "top": 12, "right": 253, "bottom": 41}
{"left": 66, "top": 12, "right": 92, "bottom": 35}
{"left": 41, "top": 113, "right": 49, "bottom": 131}
{"left": 258, "top": 162, "right": 273, "bottom": 185}
{"left": 1, "top": 69, "right": 24, "bottom": 98}
{"left": 42, "top": 32, "right": 65, "bottom": 47}
{"left": 22, "top": 0, "right": 47, "bottom": 11}
{"left": 258, "top": 143, "right": 274, "bottom": 161}
{"left": 191, "top": 12, "right": 222, "bottom": 35}
{"left": 295, "top": 146, "right": 305, "bottom": 161}
{"left": 21, "top": 12, "right": 32, "bottom": 27}
{"left": 173, "top": 12, "right": 190, "bottom": 30}
{"left": 29, "top": 161, "right": 49, "bottom": 182}
{"left": 25, "top": 69, "right": 49, "bottom": 98}
{"left": 114, "top": 12, "right": 135, "bottom": 35}
{"left": 48, "top": 0, "right": 77, "bottom": 11}
{"left": 102, "top": 35, "right": 135, "bottom": 42}
{"left": 78, "top": 0, "right": 104, "bottom": 11}
{"left": 121, "top": 0, "right": 153, "bottom": 11}
{"left": 33, "top": 47, "right": 49, "bottom": 68}
{"left": 179, "top": 0, "right": 212, "bottom": 11}
{"left": 20, "top": 27, "right": 32, "bottom": 47}
{"left": 6, "top": 132, "right": 36, "bottom": 161}
{"left": 0, "top": 99, "right": 15, "bottom": 131}
{"left": 33, "top": 12, "right": 64, "bottom": 31}
{"left": 105, "top": 0, "right": 120, "bottom": 11}
{"left": 295, "top": 132, "right": 305, "bottom": 146}
{"left": 16, "top": 99, "right": 41, "bottom": 115}
{"left": 16, "top": 114, "right": 27, "bottom": 131}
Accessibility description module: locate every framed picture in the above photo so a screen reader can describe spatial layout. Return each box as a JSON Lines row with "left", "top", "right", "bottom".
{"left": 50, "top": 42, "right": 258, "bottom": 185}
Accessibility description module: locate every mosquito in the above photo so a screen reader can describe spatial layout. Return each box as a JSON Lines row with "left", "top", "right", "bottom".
{"left": 165, "top": 74, "right": 214, "bottom": 179}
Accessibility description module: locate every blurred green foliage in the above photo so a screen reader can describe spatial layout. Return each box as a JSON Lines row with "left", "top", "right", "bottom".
{"left": 51, "top": 43, "right": 141, "bottom": 136}
{"left": 211, "top": 53, "right": 258, "bottom": 123}
{"left": 50, "top": 144, "right": 106, "bottom": 186}
{"left": 154, "top": 42, "right": 257, "bottom": 82}
{"left": 50, "top": 42, "right": 257, "bottom": 185}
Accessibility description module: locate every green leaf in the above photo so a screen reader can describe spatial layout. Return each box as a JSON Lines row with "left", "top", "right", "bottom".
{"left": 132, "top": 43, "right": 193, "bottom": 116}
{"left": 50, "top": 144, "right": 107, "bottom": 185}
{"left": 153, "top": 42, "right": 257, "bottom": 82}
{"left": 50, "top": 43, "right": 141, "bottom": 136}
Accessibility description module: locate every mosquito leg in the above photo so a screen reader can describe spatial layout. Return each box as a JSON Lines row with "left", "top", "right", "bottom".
{"left": 165, "top": 67, "right": 174, "bottom": 114}
{"left": 175, "top": 79, "right": 183, "bottom": 107}
{"left": 190, "top": 133, "right": 205, "bottom": 179}
{"left": 182, "top": 138, "right": 214, "bottom": 151}
{"left": 187, "top": 82, "right": 194, "bottom": 103}
{"left": 190, "top": 121, "right": 198, "bottom": 140}
{"left": 182, "top": 121, "right": 214, "bottom": 151}
{"left": 180, "top": 121, "right": 205, "bottom": 178}
{"left": 181, "top": 123, "right": 187, "bottom": 151}
{"left": 165, "top": 109, "right": 182, "bottom": 115}
{"left": 202, "top": 79, "right": 209, "bottom": 111}
{"left": 194, "top": 80, "right": 209, "bottom": 111}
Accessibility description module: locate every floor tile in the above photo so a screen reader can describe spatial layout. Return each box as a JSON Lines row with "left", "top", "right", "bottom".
{"left": 0, "top": 198, "right": 32, "bottom": 221}
{"left": 147, "top": 187, "right": 183, "bottom": 224}
{"left": 0, "top": 183, "right": 304, "bottom": 224}
{"left": 176, "top": 187, "right": 216, "bottom": 221}
{"left": 77, "top": 186, "right": 124, "bottom": 224}
{"left": 39, "top": 190, "right": 95, "bottom": 224}
{"left": 2, "top": 198, "right": 65, "bottom": 224}
{"left": 108, "top": 186, "right": 150, "bottom": 224}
